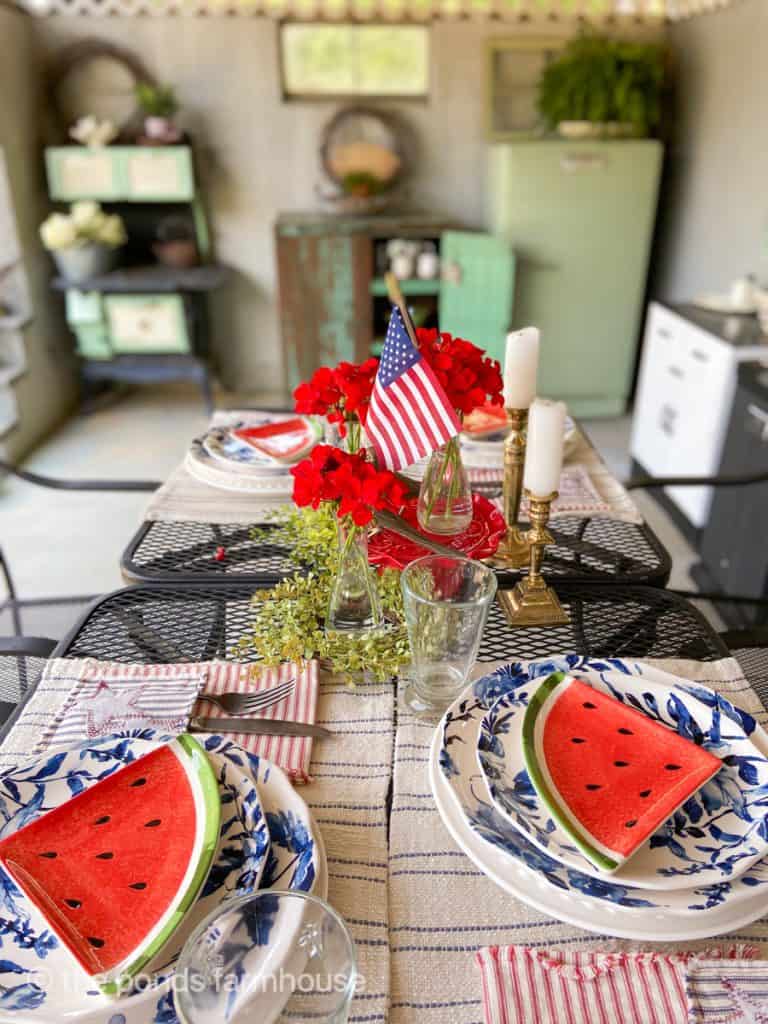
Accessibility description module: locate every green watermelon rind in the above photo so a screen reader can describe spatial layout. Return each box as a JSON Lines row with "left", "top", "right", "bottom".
{"left": 522, "top": 671, "right": 622, "bottom": 874}
{"left": 98, "top": 734, "right": 221, "bottom": 997}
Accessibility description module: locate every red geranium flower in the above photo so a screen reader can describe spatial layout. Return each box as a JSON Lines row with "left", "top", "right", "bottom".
{"left": 415, "top": 329, "right": 503, "bottom": 418}
{"left": 293, "top": 358, "right": 379, "bottom": 437}
{"left": 290, "top": 445, "right": 407, "bottom": 526}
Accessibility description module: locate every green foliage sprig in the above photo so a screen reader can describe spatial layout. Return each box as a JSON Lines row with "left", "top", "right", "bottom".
{"left": 136, "top": 82, "right": 179, "bottom": 118}
{"left": 538, "top": 35, "right": 666, "bottom": 137}
{"left": 243, "top": 506, "right": 410, "bottom": 682}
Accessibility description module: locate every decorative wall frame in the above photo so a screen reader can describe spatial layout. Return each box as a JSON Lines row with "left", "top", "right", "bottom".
{"left": 485, "top": 36, "right": 566, "bottom": 142}
{"left": 47, "top": 39, "right": 156, "bottom": 140}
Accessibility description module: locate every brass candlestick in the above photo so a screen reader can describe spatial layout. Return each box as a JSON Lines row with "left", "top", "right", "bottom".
{"left": 498, "top": 489, "right": 570, "bottom": 627}
{"left": 489, "top": 407, "right": 532, "bottom": 569}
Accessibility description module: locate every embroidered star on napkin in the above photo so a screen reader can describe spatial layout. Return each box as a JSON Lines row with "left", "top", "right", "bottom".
{"left": 78, "top": 681, "right": 189, "bottom": 738}
{"left": 722, "top": 979, "right": 768, "bottom": 1024}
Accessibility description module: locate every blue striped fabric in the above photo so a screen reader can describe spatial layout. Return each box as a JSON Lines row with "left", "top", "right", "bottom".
{"left": 687, "top": 959, "right": 768, "bottom": 1021}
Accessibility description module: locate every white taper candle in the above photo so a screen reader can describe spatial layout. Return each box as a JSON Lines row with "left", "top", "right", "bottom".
{"left": 523, "top": 398, "right": 567, "bottom": 497}
{"left": 503, "top": 327, "right": 540, "bottom": 409}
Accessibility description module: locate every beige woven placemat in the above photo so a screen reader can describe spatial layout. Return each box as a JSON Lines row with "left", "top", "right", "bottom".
{"left": 145, "top": 410, "right": 296, "bottom": 523}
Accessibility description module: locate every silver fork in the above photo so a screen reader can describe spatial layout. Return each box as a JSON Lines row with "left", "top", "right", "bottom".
{"left": 197, "top": 678, "right": 295, "bottom": 716}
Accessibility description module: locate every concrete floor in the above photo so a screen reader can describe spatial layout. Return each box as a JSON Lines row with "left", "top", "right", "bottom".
{"left": 0, "top": 391, "right": 713, "bottom": 641}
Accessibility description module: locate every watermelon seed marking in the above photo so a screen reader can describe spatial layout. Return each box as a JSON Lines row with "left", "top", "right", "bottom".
{"left": 570, "top": 738, "right": 586, "bottom": 744}
{"left": 94, "top": 816, "right": 110, "bottom": 825}
{"left": 144, "top": 819, "right": 161, "bottom": 828}
{"left": 582, "top": 702, "right": 597, "bottom": 709}
{"left": 87, "top": 937, "right": 105, "bottom": 949}
{"left": 585, "top": 784, "right": 601, "bottom": 791}
{"left": 618, "top": 728, "right": 634, "bottom": 735}
{"left": 39, "top": 852, "right": 57, "bottom": 859}
{"left": 665, "top": 764, "right": 681, "bottom": 771}
{"left": 625, "top": 820, "right": 638, "bottom": 828}
{"left": 64, "top": 899, "right": 82, "bottom": 909}
{"left": 613, "top": 761, "right": 629, "bottom": 767}
{"left": 95, "top": 852, "right": 114, "bottom": 860}
{"left": 130, "top": 778, "right": 147, "bottom": 787}
{"left": 129, "top": 882, "right": 147, "bottom": 890}
{"left": 639, "top": 789, "right": 652, "bottom": 797}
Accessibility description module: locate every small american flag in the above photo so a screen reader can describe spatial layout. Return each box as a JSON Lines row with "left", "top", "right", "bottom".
{"left": 366, "top": 307, "right": 461, "bottom": 471}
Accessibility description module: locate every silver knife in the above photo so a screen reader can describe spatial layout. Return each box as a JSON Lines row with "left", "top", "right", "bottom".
{"left": 189, "top": 716, "right": 331, "bottom": 739}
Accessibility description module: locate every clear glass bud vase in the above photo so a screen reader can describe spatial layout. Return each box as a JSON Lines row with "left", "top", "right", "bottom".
{"left": 416, "top": 436, "right": 473, "bottom": 535}
{"left": 326, "top": 519, "right": 383, "bottom": 634}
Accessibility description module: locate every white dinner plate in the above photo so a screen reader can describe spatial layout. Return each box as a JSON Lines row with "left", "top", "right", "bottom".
{"left": 477, "top": 659, "right": 768, "bottom": 889}
{"left": 0, "top": 733, "right": 321, "bottom": 1024}
{"left": 431, "top": 664, "right": 768, "bottom": 940}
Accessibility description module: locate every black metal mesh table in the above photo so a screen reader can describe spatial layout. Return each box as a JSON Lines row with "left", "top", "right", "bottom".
{"left": 121, "top": 516, "right": 671, "bottom": 587}
{"left": 50, "top": 581, "right": 722, "bottom": 666}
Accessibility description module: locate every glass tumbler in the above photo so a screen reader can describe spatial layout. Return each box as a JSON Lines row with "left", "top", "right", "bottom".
{"left": 400, "top": 555, "right": 497, "bottom": 714}
{"left": 174, "top": 890, "right": 357, "bottom": 1024}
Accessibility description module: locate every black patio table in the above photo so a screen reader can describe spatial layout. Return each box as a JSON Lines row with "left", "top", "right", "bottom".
{"left": 53, "top": 580, "right": 728, "bottom": 665}
{"left": 0, "top": 581, "right": 725, "bottom": 744}
{"left": 120, "top": 515, "right": 671, "bottom": 588}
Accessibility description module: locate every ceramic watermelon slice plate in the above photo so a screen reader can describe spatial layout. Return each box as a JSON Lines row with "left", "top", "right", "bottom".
{"left": 0, "top": 735, "right": 220, "bottom": 996}
{"left": 232, "top": 417, "right": 321, "bottom": 464}
{"left": 522, "top": 672, "right": 722, "bottom": 873}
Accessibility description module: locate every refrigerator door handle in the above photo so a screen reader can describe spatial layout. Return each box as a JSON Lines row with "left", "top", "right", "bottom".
{"left": 560, "top": 153, "right": 609, "bottom": 173}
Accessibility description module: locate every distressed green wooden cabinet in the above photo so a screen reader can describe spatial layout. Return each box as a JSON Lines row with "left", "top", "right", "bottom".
{"left": 45, "top": 143, "right": 222, "bottom": 410}
{"left": 275, "top": 213, "right": 515, "bottom": 390}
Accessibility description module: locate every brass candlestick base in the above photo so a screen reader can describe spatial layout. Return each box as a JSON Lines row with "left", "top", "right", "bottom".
{"left": 498, "top": 490, "right": 570, "bottom": 627}
{"left": 488, "top": 407, "right": 532, "bottom": 569}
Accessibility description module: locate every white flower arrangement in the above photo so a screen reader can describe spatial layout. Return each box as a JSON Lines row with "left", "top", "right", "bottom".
{"left": 69, "top": 115, "right": 118, "bottom": 149}
{"left": 39, "top": 202, "right": 126, "bottom": 252}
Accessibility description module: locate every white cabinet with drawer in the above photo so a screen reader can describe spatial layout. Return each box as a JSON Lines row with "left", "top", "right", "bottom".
{"left": 630, "top": 302, "right": 768, "bottom": 528}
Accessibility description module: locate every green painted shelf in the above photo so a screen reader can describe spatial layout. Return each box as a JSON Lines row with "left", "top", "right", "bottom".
{"left": 369, "top": 278, "right": 440, "bottom": 297}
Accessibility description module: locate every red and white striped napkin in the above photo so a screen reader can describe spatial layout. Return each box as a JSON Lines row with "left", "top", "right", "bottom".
{"left": 476, "top": 946, "right": 758, "bottom": 1024}
{"left": 194, "top": 661, "right": 319, "bottom": 784}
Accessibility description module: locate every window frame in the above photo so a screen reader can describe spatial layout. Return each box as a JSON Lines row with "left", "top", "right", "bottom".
{"left": 278, "top": 21, "right": 431, "bottom": 103}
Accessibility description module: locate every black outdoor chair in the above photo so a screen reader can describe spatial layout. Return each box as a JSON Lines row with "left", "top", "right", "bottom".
{"left": 0, "top": 458, "right": 160, "bottom": 710}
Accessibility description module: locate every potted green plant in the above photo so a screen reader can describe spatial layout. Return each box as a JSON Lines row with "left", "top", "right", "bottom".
{"left": 135, "top": 82, "right": 181, "bottom": 142}
{"left": 537, "top": 35, "right": 665, "bottom": 139}
{"left": 40, "top": 201, "right": 126, "bottom": 283}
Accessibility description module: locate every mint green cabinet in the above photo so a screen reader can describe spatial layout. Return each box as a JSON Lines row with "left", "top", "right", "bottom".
{"left": 487, "top": 141, "right": 662, "bottom": 417}
{"left": 46, "top": 147, "right": 195, "bottom": 202}
{"left": 65, "top": 291, "right": 190, "bottom": 357}
{"left": 439, "top": 231, "right": 515, "bottom": 367}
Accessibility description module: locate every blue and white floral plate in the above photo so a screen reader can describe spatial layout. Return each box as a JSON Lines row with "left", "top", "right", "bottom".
{"left": 202, "top": 431, "right": 288, "bottom": 474}
{"left": 0, "top": 732, "right": 323, "bottom": 1024}
{"left": 477, "top": 659, "right": 768, "bottom": 890}
{"left": 430, "top": 660, "right": 768, "bottom": 939}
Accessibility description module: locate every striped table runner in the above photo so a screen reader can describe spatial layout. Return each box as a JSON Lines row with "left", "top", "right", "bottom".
{"left": 301, "top": 671, "right": 394, "bottom": 1024}
{"left": 388, "top": 658, "right": 768, "bottom": 1024}
{"left": 476, "top": 946, "right": 757, "bottom": 1024}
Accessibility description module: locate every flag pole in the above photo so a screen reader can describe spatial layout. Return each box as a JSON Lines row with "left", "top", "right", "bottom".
{"left": 385, "top": 271, "right": 419, "bottom": 348}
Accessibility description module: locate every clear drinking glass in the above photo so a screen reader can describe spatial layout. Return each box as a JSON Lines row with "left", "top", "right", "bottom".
{"left": 400, "top": 555, "right": 497, "bottom": 714}
{"left": 174, "top": 890, "right": 357, "bottom": 1024}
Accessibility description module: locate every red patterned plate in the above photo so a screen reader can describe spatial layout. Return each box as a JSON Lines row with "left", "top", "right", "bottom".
{"left": 369, "top": 494, "right": 506, "bottom": 571}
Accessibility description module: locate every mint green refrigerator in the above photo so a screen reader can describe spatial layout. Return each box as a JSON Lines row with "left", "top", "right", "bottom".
{"left": 487, "top": 141, "right": 662, "bottom": 417}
